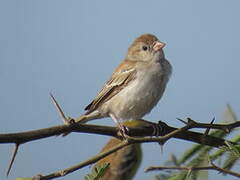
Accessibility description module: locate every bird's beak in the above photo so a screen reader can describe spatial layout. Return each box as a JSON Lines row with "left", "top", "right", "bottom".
{"left": 153, "top": 41, "right": 166, "bottom": 51}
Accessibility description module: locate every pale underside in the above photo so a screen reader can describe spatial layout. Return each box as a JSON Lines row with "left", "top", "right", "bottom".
{"left": 85, "top": 58, "right": 171, "bottom": 122}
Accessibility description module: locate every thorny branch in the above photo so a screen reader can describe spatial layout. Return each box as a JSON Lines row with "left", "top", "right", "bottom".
{"left": 32, "top": 120, "right": 213, "bottom": 180}
{"left": 1, "top": 119, "right": 239, "bottom": 145}
{"left": 145, "top": 161, "right": 240, "bottom": 178}
{"left": 1, "top": 96, "right": 239, "bottom": 179}
{"left": 35, "top": 140, "right": 129, "bottom": 180}
{"left": 1, "top": 119, "right": 239, "bottom": 179}
{"left": 177, "top": 117, "right": 240, "bottom": 133}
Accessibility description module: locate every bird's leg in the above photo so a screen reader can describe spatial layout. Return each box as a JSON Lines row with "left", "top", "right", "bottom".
{"left": 109, "top": 114, "right": 129, "bottom": 138}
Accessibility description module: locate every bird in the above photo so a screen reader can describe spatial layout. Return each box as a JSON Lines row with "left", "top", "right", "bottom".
{"left": 91, "top": 119, "right": 162, "bottom": 180}
{"left": 75, "top": 33, "right": 172, "bottom": 131}
{"left": 93, "top": 137, "right": 142, "bottom": 180}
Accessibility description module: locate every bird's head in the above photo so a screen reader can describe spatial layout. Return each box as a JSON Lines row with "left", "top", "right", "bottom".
{"left": 127, "top": 34, "right": 165, "bottom": 62}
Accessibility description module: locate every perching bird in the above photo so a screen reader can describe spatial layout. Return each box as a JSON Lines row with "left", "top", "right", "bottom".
{"left": 92, "top": 119, "right": 160, "bottom": 180}
{"left": 76, "top": 34, "right": 172, "bottom": 130}
{"left": 94, "top": 137, "right": 142, "bottom": 180}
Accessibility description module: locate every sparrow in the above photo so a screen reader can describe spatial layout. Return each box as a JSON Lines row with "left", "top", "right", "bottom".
{"left": 76, "top": 34, "right": 172, "bottom": 130}
{"left": 94, "top": 137, "right": 142, "bottom": 180}
{"left": 92, "top": 120, "right": 157, "bottom": 180}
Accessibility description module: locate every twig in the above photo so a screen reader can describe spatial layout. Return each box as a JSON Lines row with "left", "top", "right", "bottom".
{"left": 145, "top": 162, "right": 240, "bottom": 178}
{"left": 180, "top": 118, "right": 240, "bottom": 133}
{"left": 37, "top": 121, "right": 195, "bottom": 179}
{"left": 1, "top": 119, "right": 240, "bottom": 179}
{"left": 210, "top": 161, "right": 240, "bottom": 178}
{"left": 0, "top": 123, "right": 118, "bottom": 144}
{"left": 38, "top": 141, "right": 129, "bottom": 180}
{"left": 0, "top": 120, "right": 233, "bottom": 147}
{"left": 145, "top": 165, "right": 215, "bottom": 172}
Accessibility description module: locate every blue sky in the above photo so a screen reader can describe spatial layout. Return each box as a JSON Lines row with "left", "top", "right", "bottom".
{"left": 0, "top": 1, "right": 240, "bottom": 180}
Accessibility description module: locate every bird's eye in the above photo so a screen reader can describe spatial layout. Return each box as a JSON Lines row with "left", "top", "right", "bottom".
{"left": 142, "top": 46, "right": 148, "bottom": 51}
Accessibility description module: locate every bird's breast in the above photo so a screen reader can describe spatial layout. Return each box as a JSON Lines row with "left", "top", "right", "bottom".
{"left": 105, "top": 61, "right": 169, "bottom": 121}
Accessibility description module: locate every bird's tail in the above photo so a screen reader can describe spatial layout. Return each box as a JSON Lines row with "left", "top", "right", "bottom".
{"left": 75, "top": 110, "right": 102, "bottom": 124}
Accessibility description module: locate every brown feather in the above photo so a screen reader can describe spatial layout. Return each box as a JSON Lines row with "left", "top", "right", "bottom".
{"left": 95, "top": 137, "right": 141, "bottom": 180}
{"left": 85, "top": 60, "right": 137, "bottom": 114}
{"left": 85, "top": 34, "right": 162, "bottom": 115}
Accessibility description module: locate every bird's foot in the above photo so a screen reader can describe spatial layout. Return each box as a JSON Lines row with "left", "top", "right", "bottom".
{"left": 118, "top": 124, "right": 130, "bottom": 139}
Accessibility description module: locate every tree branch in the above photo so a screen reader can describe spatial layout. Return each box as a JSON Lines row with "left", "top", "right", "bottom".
{"left": 37, "top": 140, "right": 129, "bottom": 180}
{"left": 36, "top": 121, "right": 196, "bottom": 179}
{"left": 1, "top": 118, "right": 240, "bottom": 179}
{"left": 145, "top": 161, "right": 240, "bottom": 178}
{"left": 179, "top": 118, "right": 240, "bottom": 133}
{"left": 1, "top": 119, "right": 238, "bottom": 147}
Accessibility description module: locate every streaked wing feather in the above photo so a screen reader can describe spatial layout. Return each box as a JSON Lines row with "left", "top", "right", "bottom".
{"left": 85, "top": 61, "right": 136, "bottom": 114}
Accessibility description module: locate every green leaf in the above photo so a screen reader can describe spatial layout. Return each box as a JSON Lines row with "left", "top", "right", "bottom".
{"left": 231, "top": 134, "right": 240, "bottom": 143}
{"left": 186, "top": 170, "right": 198, "bottom": 180}
{"left": 177, "top": 144, "right": 204, "bottom": 165}
{"left": 225, "top": 142, "right": 240, "bottom": 157}
{"left": 222, "top": 153, "right": 239, "bottom": 170}
{"left": 223, "top": 104, "right": 238, "bottom": 123}
{"left": 154, "top": 104, "right": 239, "bottom": 180}
{"left": 153, "top": 174, "right": 172, "bottom": 180}
{"left": 84, "top": 163, "right": 110, "bottom": 180}
{"left": 210, "top": 147, "right": 227, "bottom": 161}
{"left": 167, "top": 172, "right": 188, "bottom": 180}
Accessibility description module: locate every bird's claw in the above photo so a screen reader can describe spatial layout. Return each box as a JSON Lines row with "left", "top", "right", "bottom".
{"left": 119, "top": 125, "right": 130, "bottom": 139}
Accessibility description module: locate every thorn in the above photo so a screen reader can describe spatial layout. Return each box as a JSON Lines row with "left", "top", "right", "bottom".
{"left": 204, "top": 117, "right": 215, "bottom": 136}
{"left": 160, "top": 144, "right": 164, "bottom": 154}
{"left": 187, "top": 118, "right": 193, "bottom": 123}
{"left": 49, "top": 93, "right": 68, "bottom": 124}
{"left": 7, "top": 144, "right": 20, "bottom": 176}
{"left": 212, "top": 117, "right": 215, "bottom": 123}
{"left": 176, "top": 118, "right": 187, "bottom": 124}
{"left": 158, "top": 140, "right": 165, "bottom": 153}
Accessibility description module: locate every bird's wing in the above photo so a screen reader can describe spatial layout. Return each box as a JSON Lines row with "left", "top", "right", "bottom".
{"left": 85, "top": 60, "right": 137, "bottom": 114}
